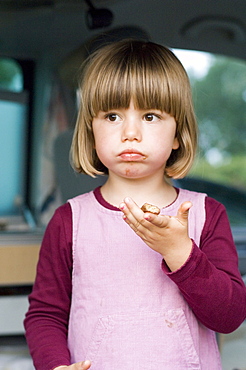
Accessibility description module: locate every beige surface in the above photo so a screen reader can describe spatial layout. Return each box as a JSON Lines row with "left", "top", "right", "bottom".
{"left": 0, "top": 244, "right": 40, "bottom": 285}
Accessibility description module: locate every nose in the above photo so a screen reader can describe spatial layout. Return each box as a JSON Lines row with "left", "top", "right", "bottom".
{"left": 121, "top": 118, "right": 142, "bottom": 142}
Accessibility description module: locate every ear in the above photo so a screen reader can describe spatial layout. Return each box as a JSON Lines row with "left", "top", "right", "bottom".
{"left": 172, "top": 137, "right": 179, "bottom": 150}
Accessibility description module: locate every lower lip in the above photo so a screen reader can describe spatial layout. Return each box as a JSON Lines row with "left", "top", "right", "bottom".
{"left": 119, "top": 153, "right": 146, "bottom": 161}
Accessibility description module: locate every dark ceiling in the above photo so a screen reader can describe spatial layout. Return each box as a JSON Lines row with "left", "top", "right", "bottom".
{"left": 0, "top": 0, "right": 246, "bottom": 62}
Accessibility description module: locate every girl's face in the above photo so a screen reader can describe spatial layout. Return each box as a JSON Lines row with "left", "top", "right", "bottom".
{"left": 92, "top": 100, "right": 179, "bottom": 180}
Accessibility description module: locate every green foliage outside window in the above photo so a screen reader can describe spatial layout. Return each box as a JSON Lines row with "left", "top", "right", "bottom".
{"left": 0, "top": 58, "right": 23, "bottom": 92}
{"left": 188, "top": 55, "right": 246, "bottom": 191}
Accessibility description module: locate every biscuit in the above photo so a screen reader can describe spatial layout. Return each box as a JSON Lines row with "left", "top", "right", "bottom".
{"left": 141, "top": 203, "right": 160, "bottom": 215}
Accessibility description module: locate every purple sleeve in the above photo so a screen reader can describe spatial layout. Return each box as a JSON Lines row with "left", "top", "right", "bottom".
{"left": 24, "top": 202, "right": 73, "bottom": 370}
{"left": 163, "top": 196, "right": 246, "bottom": 333}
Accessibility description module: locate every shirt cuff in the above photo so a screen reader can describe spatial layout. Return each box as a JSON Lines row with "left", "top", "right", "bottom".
{"left": 161, "top": 240, "right": 203, "bottom": 283}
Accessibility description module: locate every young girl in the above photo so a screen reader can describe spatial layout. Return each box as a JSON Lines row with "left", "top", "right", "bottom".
{"left": 24, "top": 39, "right": 246, "bottom": 370}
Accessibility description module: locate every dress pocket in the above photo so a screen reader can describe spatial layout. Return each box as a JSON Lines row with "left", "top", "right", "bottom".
{"left": 86, "top": 308, "right": 201, "bottom": 370}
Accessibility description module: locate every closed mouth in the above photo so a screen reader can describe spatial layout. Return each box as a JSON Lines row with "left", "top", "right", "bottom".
{"left": 118, "top": 149, "right": 146, "bottom": 161}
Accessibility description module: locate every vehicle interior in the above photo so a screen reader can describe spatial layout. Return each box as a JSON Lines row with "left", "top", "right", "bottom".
{"left": 0, "top": 0, "right": 245, "bottom": 369}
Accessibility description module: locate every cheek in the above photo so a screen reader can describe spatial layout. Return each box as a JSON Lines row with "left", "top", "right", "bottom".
{"left": 153, "top": 136, "right": 175, "bottom": 155}
{"left": 94, "top": 138, "right": 113, "bottom": 167}
{"left": 94, "top": 143, "right": 106, "bottom": 162}
{"left": 93, "top": 128, "right": 105, "bottom": 152}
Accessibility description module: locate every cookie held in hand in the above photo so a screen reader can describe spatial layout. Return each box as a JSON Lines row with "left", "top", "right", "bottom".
{"left": 141, "top": 203, "right": 160, "bottom": 215}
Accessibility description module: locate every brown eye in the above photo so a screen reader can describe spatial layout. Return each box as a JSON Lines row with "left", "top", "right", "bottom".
{"left": 106, "top": 113, "right": 120, "bottom": 122}
{"left": 144, "top": 113, "right": 159, "bottom": 122}
{"left": 145, "top": 114, "right": 153, "bottom": 121}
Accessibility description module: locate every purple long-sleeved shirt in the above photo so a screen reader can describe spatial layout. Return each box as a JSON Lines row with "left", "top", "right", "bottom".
{"left": 24, "top": 187, "right": 246, "bottom": 370}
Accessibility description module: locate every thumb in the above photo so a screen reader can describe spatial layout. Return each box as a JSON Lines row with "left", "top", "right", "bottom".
{"left": 177, "top": 201, "right": 192, "bottom": 223}
{"left": 77, "top": 360, "right": 91, "bottom": 369}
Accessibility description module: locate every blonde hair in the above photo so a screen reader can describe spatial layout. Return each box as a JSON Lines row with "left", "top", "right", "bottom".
{"left": 71, "top": 39, "right": 197, "bottom": 178}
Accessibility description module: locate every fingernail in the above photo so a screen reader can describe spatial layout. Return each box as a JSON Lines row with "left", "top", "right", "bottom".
{"left": 124, "top": 197, "right": 131, "bottom": 203}
{"left": 144, "top": 214, "right": 151, "bottom": 220}
{"left": 119, "top": 203, "right": 125, "bottom": 210}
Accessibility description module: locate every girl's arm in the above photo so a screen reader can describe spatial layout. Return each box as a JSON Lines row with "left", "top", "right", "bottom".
{"left": 121, "top": 196, "right": 246, "bottom": 333}
{"left": 165, "top": 197, "right": 246, "bottom": 333}
{"left": 24, "top": 203, "right": 73, "bottom": 370}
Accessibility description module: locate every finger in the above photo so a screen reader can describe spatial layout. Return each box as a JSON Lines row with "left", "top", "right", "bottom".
{"left": 121, "top": 198, "right": 170, "bottom": 230}
{"left": 119, "top": 197, "right": 143, "bottom": 223}
{"left": 143, "top": 212, "right": 170, "bottom": 228}
{"left": 120, "top": 198, "right": 150, "bottom": 234}
{"left": 122, "top": 197, "right": 138, "bottom": 212}
{"left": 81, "top": 361, "right": 91, "bottom": 369}
{"left": 75, "top": 361, "right": 91, "bottom": 369}
{"left": 177, "top": 201, "right": 192, "bottom": 223}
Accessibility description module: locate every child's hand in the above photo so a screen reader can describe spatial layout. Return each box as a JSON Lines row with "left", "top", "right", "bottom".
{"left": 119, "top": 197, "right": 193, "bottom": 271}
{"left": 54, "top": 360, "right": 91, "bottom": 370}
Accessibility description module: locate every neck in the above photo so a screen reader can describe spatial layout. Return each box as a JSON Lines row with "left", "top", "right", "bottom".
{"left": 100, "top": 173, "right": 176, "bottom": 209}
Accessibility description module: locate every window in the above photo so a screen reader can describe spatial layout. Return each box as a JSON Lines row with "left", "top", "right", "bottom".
{"left": 173, "top": 48, "right": 246, "bottom": 370}
{"left": 0, "top": 59, "right": 28, "bottom": 218}
{"left": 173, "top": 49, "right": 246, "bottom": 227}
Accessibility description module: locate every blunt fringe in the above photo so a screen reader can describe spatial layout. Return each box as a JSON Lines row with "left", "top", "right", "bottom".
{"left": 71, "top": 39, "right": 197, "bottom": 178}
